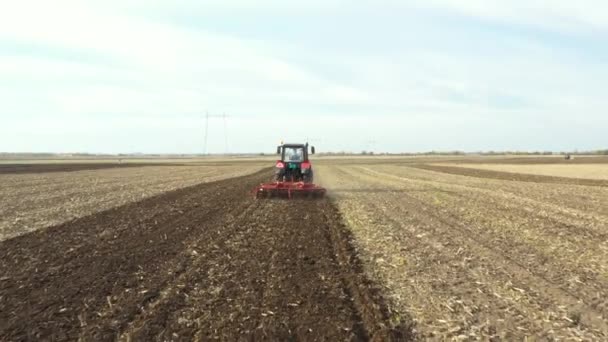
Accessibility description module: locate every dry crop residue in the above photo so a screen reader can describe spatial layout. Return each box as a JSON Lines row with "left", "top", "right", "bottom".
{"left": 0, "top": 169, "right": 410, "bottom": 341}
{"left": 315, "top": 162, "right": 608, "bottom": 340}
{"left": 0, "top": 163, "right": 266, "bottom": 241}
{"left": 431, "top": 163, "right": 608, "bottom": 181}
{"left": 412, "top": 164, "right": 608, "bottom": 187}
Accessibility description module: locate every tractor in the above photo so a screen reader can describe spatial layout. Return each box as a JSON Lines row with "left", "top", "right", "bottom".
{"left": 275, "top": 143, "right": 315, "bottom": 183}
{"left": 254, "top": 143, "right": 326, "bottom": 199}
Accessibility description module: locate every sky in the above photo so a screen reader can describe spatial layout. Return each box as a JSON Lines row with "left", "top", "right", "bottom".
{"left": 1, "top": 0, "right": 607, "bottom": 154}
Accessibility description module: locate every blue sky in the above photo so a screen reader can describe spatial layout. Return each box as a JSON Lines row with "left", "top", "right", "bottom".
{"left": 1, "top": 0, "right": 607, "bottom": 153}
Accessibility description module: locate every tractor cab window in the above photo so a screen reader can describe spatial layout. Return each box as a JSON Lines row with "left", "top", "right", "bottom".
{"left": 284, "top": 147, "right": 304, "bottom": 162}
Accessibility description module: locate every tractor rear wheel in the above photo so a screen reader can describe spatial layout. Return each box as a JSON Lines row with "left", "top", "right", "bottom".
{"left": 303, "top": 170, "right": 314, "bottom": 184}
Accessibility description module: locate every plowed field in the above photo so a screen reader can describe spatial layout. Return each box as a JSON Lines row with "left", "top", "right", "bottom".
{"left": 0, "top": 162, "right": 266, "bottom": 241}
{"left": 2, "top": 157, "right": 607, "bottom": 341}
{"left": 0, "top": 168, "right": 408, "bottom": 341}
{"left": 315, "top": 162, "right": 608, "bottom": 340}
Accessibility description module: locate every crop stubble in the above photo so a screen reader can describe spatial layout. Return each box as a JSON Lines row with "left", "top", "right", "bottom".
{"left": 0, "top": 163, "right": 266, "bottom": 241}
{"left": 0, "top": 168, "right": 409, "bottom": 341}
{"left": 315, "top": 162, "right": 608, "bottom": 340}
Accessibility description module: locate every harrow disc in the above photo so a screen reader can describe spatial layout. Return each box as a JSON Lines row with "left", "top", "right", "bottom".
{"left": 254, "top": 181, "right": 326, "bottom": 199}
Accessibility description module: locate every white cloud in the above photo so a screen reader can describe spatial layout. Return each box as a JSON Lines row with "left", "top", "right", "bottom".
{"left": 0, "top": 0, "right": 379, "bottom": 119}
{"left": 407, "top": 0, "right": 608, "bottom": 33}
{"left": 0, "top": 0, "right": 606, "bottom": 152}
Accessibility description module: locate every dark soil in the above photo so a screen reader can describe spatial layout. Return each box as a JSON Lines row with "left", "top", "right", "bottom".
{"left": 0, "top": 163, "right": 186, "bottom": 174}
{"left": 0, "top": 170, "right": 411, "bottom": 341}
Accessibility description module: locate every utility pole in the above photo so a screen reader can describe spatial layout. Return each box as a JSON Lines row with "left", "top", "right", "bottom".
{"left": 203, "top": 112, "right": 229, "bottom": 155}
{"left": 223, "top": 112, "right": 228, "bottom": 155}
{"left": 203, "top": 111, "right": 209, "bottom": 155}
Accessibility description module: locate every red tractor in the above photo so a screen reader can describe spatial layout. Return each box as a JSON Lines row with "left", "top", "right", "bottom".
{"left": 275, "top": 143, "right": 315, "bottom": 183}
{"left": 254, "top": 143, "right": 326, "bottom": 199}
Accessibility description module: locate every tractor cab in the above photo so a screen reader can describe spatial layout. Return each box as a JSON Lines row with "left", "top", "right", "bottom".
{"left": 277, "top": 143, "right": 315, "bottom": 163}
{"left": 275, "top": 143, "right": 315, "bottom": 183}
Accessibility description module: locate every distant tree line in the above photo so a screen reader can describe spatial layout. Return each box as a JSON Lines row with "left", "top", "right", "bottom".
{"left": 317, "top": 149, "right": 608, "bottom": 156}
{"left": 2, "top": 149, "right": 607, "bottom": 158}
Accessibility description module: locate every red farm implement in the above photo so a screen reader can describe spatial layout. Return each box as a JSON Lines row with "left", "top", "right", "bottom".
{"left": 254, "top": 181, "right": 326, "bottom": 199}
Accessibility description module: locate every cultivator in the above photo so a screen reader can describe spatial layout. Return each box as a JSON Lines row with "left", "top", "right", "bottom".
{"left": 253, "top": 142, "right": 326, "bottom": 199}
{"left": 255, "top": 181, "right": 326, "bottom": 199}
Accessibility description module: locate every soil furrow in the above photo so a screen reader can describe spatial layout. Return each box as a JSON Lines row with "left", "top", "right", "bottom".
{"left": 316, "top": 163, "right": 608, "bottom": 340}
{"left": 0, "top": 163, "right": 187, "bottom": 175}
{"left": 118, "top": 199, "right": 264, "bottom": 340}
{"left": 353, "top": 166, "right": 608, "bottom": 303}
{"left": 351, "top": 167, "right": 608, "bottom": 312}
{"left": 0, "top": 169, "right": 409, "bottom": 341}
